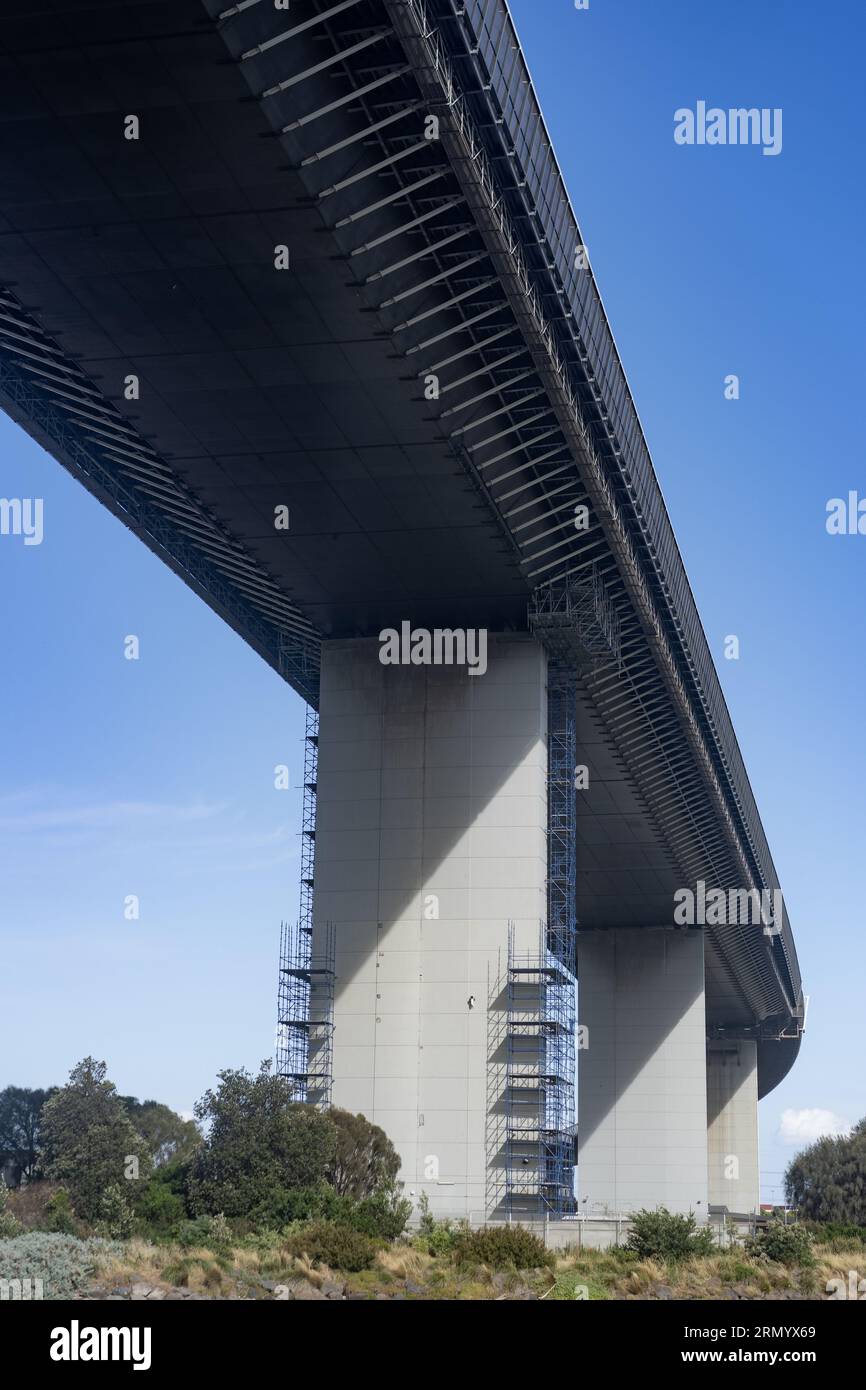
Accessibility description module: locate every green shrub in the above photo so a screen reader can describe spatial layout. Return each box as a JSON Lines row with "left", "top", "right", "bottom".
{"left": 133, "top": 1178, "right": 187, "bottom": 1238}
{"left": 336, "top": 1189, "right": 411, "bottom": 1241}
{"left": 746, "top": 1221, "right": 815, "bottom": 1267}
{"left": 43, "top": 1188, "right": 76, "bottom": 1235}
{"left": 248, "top": 1183, "right": 329, "bottom": 1229}
{"left": 415, "top": 1192, "right": 460, "bottom": 1255}
{"left": 626, "top": 1208, "right": 715, "bottom": 1261}
{"left": 0, "top": 1232, "right": 120, "bottom": 1300}
{"left": 285, "top": 1219, "right": 376, "bottom": 1271}
{"left": 95, "top": 1184, "right": 134, "bottom": 1240}
{"left": 453, "top": 1224, "right": 553, "bottom": 1270}
{"left": 246, "top": 1181, "right": 409, "bottom": 1241}
{"left": 802, "top": 1219, "right": 866, "bottom": 1250}
{"left": 0, "top": 1182, "right": 22, "bottom": 1238}
{"left": 175, "top": 1213, "right": 233, "bottom": 1253}
{"left": 422, "top": 1220, "right": 460, "bottom": 1256}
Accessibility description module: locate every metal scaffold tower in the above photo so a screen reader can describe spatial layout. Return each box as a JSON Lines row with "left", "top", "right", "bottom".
{"left": 275, "top": 705, "right": 335, "bottom": 1106}
{"left": 500, "top": 571, "right": 620, "bottom": 1218}
{"left": 504, "top": 923, "right": 576, "bottom": 1219}
{"left": 547, "top": 665, "right": 578, "bottom": 973}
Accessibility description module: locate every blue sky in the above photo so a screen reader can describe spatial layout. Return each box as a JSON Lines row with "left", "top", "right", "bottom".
{"left": 2, "top": 0, "right": 864, "bottom": 1201}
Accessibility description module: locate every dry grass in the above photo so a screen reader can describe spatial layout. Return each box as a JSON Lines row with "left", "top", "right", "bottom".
{"left": 50, "top": 1230, "right": 866, "bottom": 1301}
{"left": 815, "top": 1244, "right": 866, "bottom": 1295}
{"left": 376, "top": 1246, "right": 432, "bottom": 1281}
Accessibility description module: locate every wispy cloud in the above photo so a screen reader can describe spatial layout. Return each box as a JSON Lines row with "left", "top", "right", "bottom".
{"left": 778, "top": 1108, "right": 851, "bottom": 1146}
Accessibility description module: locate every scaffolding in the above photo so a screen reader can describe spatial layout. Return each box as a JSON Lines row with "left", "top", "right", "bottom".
{"left": 275, "top": 706, "right": 335, "bottom": 1105}
{"left": 547, "top": 666, "right": 577, "bottom": 974}
{"left": 504, "top": 924, "right": 576, "bottom": 1220}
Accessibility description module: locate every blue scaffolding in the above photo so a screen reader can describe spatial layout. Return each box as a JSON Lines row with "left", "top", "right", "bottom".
{"left": 275, "top": 706, "right": 334, "bottom": 1105}
{"left": 501, "top": 573, "right": 620, "bottom": 1218}
{"left": 505, "top": 925, "right": 576, "bottom": 1219}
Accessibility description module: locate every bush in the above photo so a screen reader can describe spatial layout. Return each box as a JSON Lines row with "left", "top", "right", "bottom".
{"left": 245, "top": 1181, "right": 409, "bottom": 1241}
{"left": 187, "top": 1064, "right": 337, "bottom": 1219}
{"left": 95, "top": 1185, "right": 134, "bottom": 1240}
{"left": 331, "top": 1189, "right": 411, "bottom": 1241}
{"left": 0, "top": 1182, "right": 22, "bottom": 1238}
{"left": 44, "top": 1188, "right": 76, "bottom": 1235}
{"left": 175, "top": 1213, "right": 233, "bottom": 1254}
{"left": 746, "top": 1221, "right": 815, "bottom": 1267}
{"left": 0, "top": 1232, "right": 120, "bottom": 1300}
{"left": 248, "top": 1183, "right": 328, "bottom": 1229}
{"left": 415, "top": 1194, "right": 458, "bottom": 1255}
{"left": 40, "top": 1058, "right": 150, "bottom": 1222}
{"left": 285, "top": 1219, "right": 376, "bottom": 1272}
{"left": 626, "top": 1208, "right": 715, "bottom": 1261}
{"left": 802, "top": 1219, "right": 866, "bottom": 1250}
{"left": 133, "top": 1179, "right": 187, "bottom": 1239}
{"left": 453, "top": 1224, "right": 553, "bottom": 1270}
{"left": 327, "top": 1109, "right": 401, "bottom": 1199}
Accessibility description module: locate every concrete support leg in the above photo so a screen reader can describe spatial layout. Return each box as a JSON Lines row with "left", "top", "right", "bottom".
{"left": 577, "top": 928, "right": 708, "bottom": 1218}
{"left": 707, "top": 1040, "right": 759, "bottom": 1214}
{"left": 312, "top": 634, "right": 548, "bottom": 1220}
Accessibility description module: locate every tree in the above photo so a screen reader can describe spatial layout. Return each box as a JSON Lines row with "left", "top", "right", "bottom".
{"left": 120, "top": 1098, "right": 200, "bottom": 1167}
{"left": 40, "top": 1058, "right": 150, "bottom": 1221}
{"left": 187, "top": 1061, "right": 337, "bottom": 1218}
{"left": 326, "top": 1108, "right": 401, "bottom": 1199}
{"left": 0, "top": 1086, "right": 56, "bottom": 1184}
{"left": 785, "top": 1120, "right": 866, "bottom": 1224}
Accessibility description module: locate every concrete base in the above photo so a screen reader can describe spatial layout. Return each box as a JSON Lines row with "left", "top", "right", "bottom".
{"left": 312, "top": 634, "right": 548, "bottom": 1220}
{"left": 707, "top": 1039, "right": 759, "bottom": 1214}
{"left": 577, "top": 928, "right": 709, "bottom": 1218}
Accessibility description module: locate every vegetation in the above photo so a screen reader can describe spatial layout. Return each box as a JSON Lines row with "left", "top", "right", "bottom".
{"left": 40, "top": 1059, "right": 150, "bottom": 1223}
{"left": 120, "top": 1098, "right": 200, "bottom": 1169}
{"left": 626, "top": 1207, "right": 716, "bottom": 1260}
{"left": 0, "top": 1086, "right": 56, "bottom": 1183}
{"left": 0, "top": 1232, "right": 120, "bottom": 1300}
{"left": 327, "top": 1108, "right": 400, "bottom": 1198}
{"left": 4, "top": 1053, "right": 860, "bottom": 1300}
{"left": 746, "top": 1220, "right": 815, "bottom": 1267}
{"left": 187, "top": 1063, "right": 337, "bottom": 1218}
{"left": 453, "top": 1223, "right": 553, "bottom": 1270}
{"left": 0, "top": 1182, "right": 22, "bottom": 1238}
{"left": 785, "top": 1118, "right": 866, "bottom": 1224}
{"left": 285, "top": 1219, "right": 377, "bottom": 1272}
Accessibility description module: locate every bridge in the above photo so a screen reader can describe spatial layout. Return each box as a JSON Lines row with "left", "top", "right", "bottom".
{"left": 0, "top": 0, "right": 803, "bottom": 1225}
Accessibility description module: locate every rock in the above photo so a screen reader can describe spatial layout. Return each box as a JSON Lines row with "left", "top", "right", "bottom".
{"left": 405, "top": 1282, "right": 426, "bottom": 1296}
{"left": 292, "top": 1283, "right": 327, "bottom": 1301}
{"left": 321, "top": 1280, "right": 345, "bottom": 1298}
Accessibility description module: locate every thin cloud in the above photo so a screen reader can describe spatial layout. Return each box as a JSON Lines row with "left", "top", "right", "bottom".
{"left": 778, "top": 1108, "right": 851, "bottom": 1146}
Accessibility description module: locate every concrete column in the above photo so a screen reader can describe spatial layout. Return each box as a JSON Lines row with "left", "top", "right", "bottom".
{"left": 577, "top": 928, "right": 708, "bottom": 1218}
{"left": 707, "top": 1039, "right": 759, "bottom": 1214}
{"left": 312, "top": 634, "right": 548, "bottom": 1220}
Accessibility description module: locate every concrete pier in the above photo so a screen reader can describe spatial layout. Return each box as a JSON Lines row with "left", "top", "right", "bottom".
{"left": 312, "top": 634, "right": 548, "bottom": 1219}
